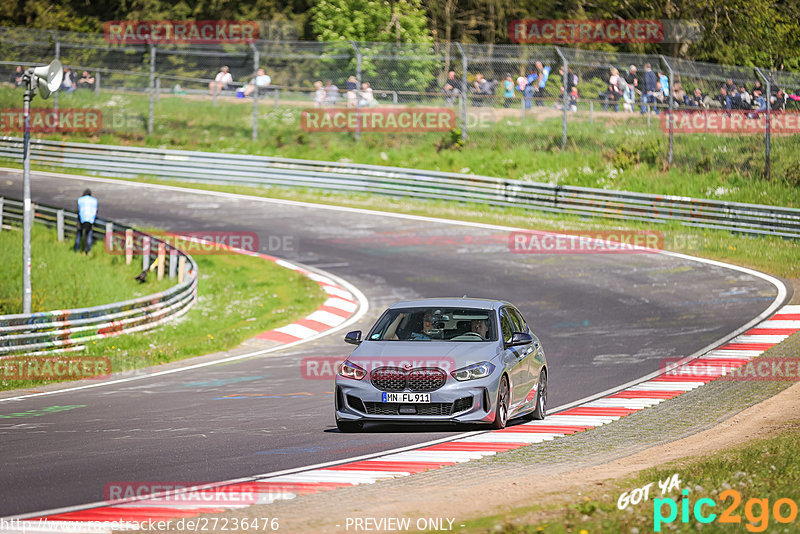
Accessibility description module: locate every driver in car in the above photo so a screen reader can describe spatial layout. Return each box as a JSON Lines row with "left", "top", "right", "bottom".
{"left": 470, "top": 319, "right": 489, "bottom": 339}
{"left": 409, "top": 312, "right": 437, "bottom": 340}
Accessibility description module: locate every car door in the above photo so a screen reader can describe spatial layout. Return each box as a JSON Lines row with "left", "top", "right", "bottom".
{"left": 499, "top": 307, "right": 531, "bottom": 410}
{"left": 511, "top": 307, "right": 544, "bottom": 407}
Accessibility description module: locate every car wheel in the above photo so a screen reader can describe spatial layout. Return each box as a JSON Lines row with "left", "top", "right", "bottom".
{"left": 531, "top": 371, "right": 547, "bottom": 420}
{"left": 336, "top": 419, "right": 363, "bottom": 433}
{"left": 491, "top": 375, "right": 510, "bottom": 429}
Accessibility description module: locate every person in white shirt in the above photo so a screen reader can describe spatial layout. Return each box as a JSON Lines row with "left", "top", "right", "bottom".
{"left": 358, "top": 82, "right": 377, "bottom": 106}
{"left": 208, "top": 66, "right": 233, "bottom": 95}
{"left": 243, "top": 68, "right": 271, "bottom": 97}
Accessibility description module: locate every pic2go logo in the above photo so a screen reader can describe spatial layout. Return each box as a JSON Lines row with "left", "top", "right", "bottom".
{"left": 654, "top": 489, "right": 799, "bottom": 532}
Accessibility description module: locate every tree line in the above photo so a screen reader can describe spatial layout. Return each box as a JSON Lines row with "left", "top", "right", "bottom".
{"left": 2, "top": 0, "right": 798, "bottom": 71}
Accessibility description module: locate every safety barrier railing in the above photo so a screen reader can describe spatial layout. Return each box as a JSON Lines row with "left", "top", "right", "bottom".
{"left": 0, "top": 196, "right": 198, "bottom": 355}
{"left": 0, "top": 137, "right": 798, "bottom": 239}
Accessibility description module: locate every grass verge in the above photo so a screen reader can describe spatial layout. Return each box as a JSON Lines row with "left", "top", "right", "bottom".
{"left": 0, "top": 223, "right": 173, "bottom": 314}
{"left": 2, "top": 86, "right": 798, "bottom": 207}
{"left": 0, "top": 224, "right": 327, "bottom": 392}
{"left": 458, "top": 423, "right": 800, "bottom": 533}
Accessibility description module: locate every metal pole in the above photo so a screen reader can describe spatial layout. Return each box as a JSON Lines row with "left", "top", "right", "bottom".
{"left": 148, "top": 43, "right": 155, "bottom": 135}
{"left": 0, "top": 197, "right": 3, "bottom": 231}
{"left": 660, "top": 56, "right": 674, "bottom": 165}
{"left": 105, "top": 221, "right": 113, "bottom": 253}
{"left": 456, "top": 43, "right": 468, "bottom": 141}
{"left": 50, "top": 31, "right": 59, "bottom": 116}
{"left": 555, "top": 47, "right": 568, "bottom": 150}
{"left": 755, "top": 68, "right": 771, "bottom": 179}
{"left": 351, "top": 41, "right": 362, "bottom": 141}
{"left": 57, "top": 209, "right": 64, "bottom": 241}
{"left": 250, "top": 43, "right": 259, "bottom": 141}
{"left": 95, "top": 71, "right": 100, "bottom": 98}
{"left": 22, "top": 72, "right": 34, "bottom": 314}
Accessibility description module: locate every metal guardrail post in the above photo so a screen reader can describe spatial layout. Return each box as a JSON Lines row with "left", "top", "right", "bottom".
{"left": 148, "top": 43, "right": 156, "bottom": 135}
{"left": 456, "top": 43, "right": 467, "bottom": 141}
{"left": 0, "top": 197, "right": 4, "bottom": 231}
{"left": 125, "top": 228, "right": 133, "bottom": 265}
{"left": 754, "top": 68, "right": 771, "bottom": 180}
{"left": 250, "top": 42, "right": 259, "bottom": 142}
{"left": 178, "top": 256, "right": 186, "bottom": 283}
{"left": 157, "top": 243, "right": 166, "bottom": 280}
{"left": 351, "top": 41, "right": 362, "bottom": 141}
{"left": 142, "top": 235, "right": 151, "bottom": 271}
{"left": 56, "top": 209, "right": 64, "bottom": 241}
{"left": 169, "top": 247, "right": 177, "bottom": 279}
{"left": 555, "top": 47, "right": 568, "bottom": 150}
{"left": 660, "top": 55, "right": 674, "bottom": 166}
{"left": 105, "top": 221, "right": 113, "bottom": 252}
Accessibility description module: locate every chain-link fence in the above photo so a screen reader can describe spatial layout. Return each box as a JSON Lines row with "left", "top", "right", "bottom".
{"left": 2, "top": 26, "right": 799, "bottom": 184}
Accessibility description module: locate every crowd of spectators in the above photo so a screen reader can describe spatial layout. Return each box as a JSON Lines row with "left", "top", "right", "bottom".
{"left": 7, "top": 64, "right": 97, "bottom": 92}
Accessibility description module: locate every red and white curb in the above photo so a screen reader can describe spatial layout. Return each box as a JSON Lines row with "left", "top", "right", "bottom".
{"left": 8, "top": 304, "right": 797, "bottom": 532}
{"left": 253, "top": 258, "right": 359, "bottom": 345}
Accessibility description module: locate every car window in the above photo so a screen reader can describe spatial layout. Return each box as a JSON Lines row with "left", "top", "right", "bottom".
{"left": 509, "top": 307, "right": 529, "bottom": 334}
{"left": 499, "top": 308, "right": 514, "bottom": 343}
{"left": 367, "top": 307, "right": 498, "bottom": 341}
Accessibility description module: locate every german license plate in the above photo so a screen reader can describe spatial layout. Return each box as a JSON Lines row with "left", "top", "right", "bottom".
{"left": 382, "top": 392, "right": 430, "bottom": 403}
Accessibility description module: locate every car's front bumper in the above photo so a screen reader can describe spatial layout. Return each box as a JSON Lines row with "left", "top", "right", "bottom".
{"left": 334, "top": 375, "right": 500, "bottom": 424}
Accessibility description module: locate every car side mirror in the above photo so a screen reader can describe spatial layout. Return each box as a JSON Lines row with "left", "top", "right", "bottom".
{"left": 505, "top": 332, "right": 532, "bottom": 348}
{"left": 344, "top": 330, "right": 362, "bottom": 345}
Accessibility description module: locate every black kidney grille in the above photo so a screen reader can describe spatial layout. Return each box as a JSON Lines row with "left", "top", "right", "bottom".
{"left": 370, "top": 367, "right": 406, "bottom": 392}
{"left": 406, "top": 368, "right": 447, "bottom": 392}
{"left": 364, "top": 402, "right": 454, "bottom": 416}
{"left": 370, "top": 367, "right": 447, "bottom": 392}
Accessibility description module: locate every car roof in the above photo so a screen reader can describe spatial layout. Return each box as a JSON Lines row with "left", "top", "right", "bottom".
{"left": 387, "top": 297, "right": 509, "bottom": 311}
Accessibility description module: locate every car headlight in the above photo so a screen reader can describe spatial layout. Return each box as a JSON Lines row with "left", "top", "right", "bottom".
{"left": 338, "top": 360, "right": 366, "bottom": 380}
{"left": 451, "top": 361, "right": 495, "bottom": 381}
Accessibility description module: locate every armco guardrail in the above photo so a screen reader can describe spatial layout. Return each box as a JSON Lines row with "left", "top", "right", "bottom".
{"left": 1, "top": 137, "right": 799, "bottom": 239}
{"left": 0, "top": 197, "right": 198, "bottom": 356}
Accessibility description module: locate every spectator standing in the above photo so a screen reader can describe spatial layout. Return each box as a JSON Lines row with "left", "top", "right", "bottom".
{"left": 61, "top": 67, "right": 75, "bottom": 93}
{"left": 503, "top": 74, "right": 514, "bottom": 108}
{"left": 208, "top": 66, "right": 232, "bottom": 95}
{"left": 74, "top": 189, "right": 98, "bottom": 254}
{"left": 534, "top": 61, "right": 551, "bottom": 106}
{"left": 600, "top": 67, "right": 621, "bottom": 111}
{"left": 10, "top": 65, "right": 24, "bottom": 87}
{"left": 346, "top": 75, "right": 358, "bottom": 108}
{"left": 243, "top": 68, "right": 270, "bottom": 97}
{"left": 623, "top": 65, "right": 639, "bottom": 95}
{"left": 77, "top": 70, "right": 95, "bottom": 90}
{"left": 524, "top": 68, "right": 537, "bottom": 109}
{"left": 641, "top": 63, "right": 658, "bottom": 114}
{"left": 324, "top": 80, "right": 339, "bottom": 105}
{"left": 658, "top": 71, "right": 669, "bottom": 100}
{"left": 313, "top": 80, "right": 325, "bottom": 107}
{"left": 442, "top": 70, "right": 462, "bottom": 105}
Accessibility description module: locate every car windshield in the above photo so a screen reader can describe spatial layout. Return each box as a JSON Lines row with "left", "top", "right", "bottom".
{"left": 367, "top": 307, "right": 497, "bottom": 341}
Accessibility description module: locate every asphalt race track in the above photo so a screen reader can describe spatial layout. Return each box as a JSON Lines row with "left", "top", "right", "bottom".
{"left": 0, "top": 169, "right": 784, "bottom": 517}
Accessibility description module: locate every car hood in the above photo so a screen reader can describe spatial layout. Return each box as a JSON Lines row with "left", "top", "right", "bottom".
{"left": 347, "top": 341, "right": 500, "bottom": 373}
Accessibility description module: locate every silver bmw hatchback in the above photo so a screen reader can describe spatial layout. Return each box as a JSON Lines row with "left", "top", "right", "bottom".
{"left": 334, "top": 298, "right": 548, "bottom": 432}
